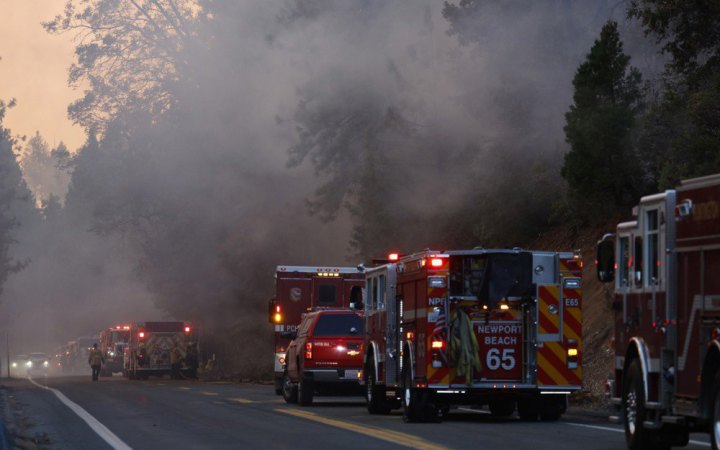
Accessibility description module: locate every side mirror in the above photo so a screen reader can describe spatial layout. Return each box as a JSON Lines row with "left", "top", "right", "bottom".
{"left": 596, "top": 234, "right": 615, "bottom": 283}
{"left": 280, "top": 331, "right": 297, "bottom": 340}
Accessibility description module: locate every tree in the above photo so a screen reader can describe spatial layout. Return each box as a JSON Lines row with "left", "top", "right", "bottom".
{"left": 44, "top": 0, "right": 200, "bottom": 131}
{"left": 562, "top": 20, "right": 645, "bottom": 218}
{"left": 0, "top": 100, "right": 33, "bottom": 299}
{"left": 629, "top": 0, "right": 720, "bottom": 186}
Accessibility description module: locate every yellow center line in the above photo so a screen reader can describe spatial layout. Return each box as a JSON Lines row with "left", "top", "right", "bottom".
{"left": 275, "top": 408, "right": 450, "bottom": 450}
{"left": 227, "top": 397, "right": 254, "bottom": 404}
{"left": 178, "top": 387, "right": 191, "bottom": 390}
{"left": 201, "top": 391, "right": 219, "bottom": 396}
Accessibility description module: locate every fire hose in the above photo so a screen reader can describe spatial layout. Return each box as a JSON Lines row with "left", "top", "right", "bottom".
{"left": 448, "top": 306, "right": 482, "bottom": 385}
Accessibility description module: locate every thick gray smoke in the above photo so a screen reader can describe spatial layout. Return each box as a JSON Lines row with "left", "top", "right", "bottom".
{"left": 0, "top": 1, "right": 658, "bottom": 373}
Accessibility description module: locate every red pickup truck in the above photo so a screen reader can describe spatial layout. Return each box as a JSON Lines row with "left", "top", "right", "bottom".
{"left": 282, "top": 309, "right": 364, "bottom": 405}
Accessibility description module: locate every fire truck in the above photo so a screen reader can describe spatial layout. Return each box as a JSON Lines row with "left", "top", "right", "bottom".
{"left": 269, "top": 265, "right": 364, "bottom": 394}
{"left": 361, "top": 249, "right": 583, "bottom": 422}
{"left": 124, "top": 321, "right": 198, "bottom": 380}
{"left": 597, "top": 173, "right": 720, "bottom": 450}
{"left": 99, "top": 325, "right": 130, "bottom": 376}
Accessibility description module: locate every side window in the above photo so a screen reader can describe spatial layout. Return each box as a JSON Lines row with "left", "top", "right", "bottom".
{"left": 645, "top": 209, "right": 660, "bottom": 286}
{"left": 618, "top": 236, "right": 630, "bottom": 288}
{"left": 365, "top": 279, "right": 373, "bottom": 311}
{"left": 634, "top": 236, "right": 643, "bottom": 287}
{"left": 372, "top": 277, "right": 378, "bottom": 309}
{"left": 378, "top": 275, "right": 386, "bottom": 309}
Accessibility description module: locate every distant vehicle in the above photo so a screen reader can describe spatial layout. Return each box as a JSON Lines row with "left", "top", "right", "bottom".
{"left": 270, "top": 265, "right": 364, "bottom": 394}
{"left": 27, "top": 353, "right": 50, "bottom": 377}
{"left": 70, "top": 337, "right": 100, "bottom": 372}
{"left": 99, "top": 325, "right": 131, "bottom": 376}
{"left": 124, "top": 322, "right": 198, "bottom": 380}
{"left": 10, "top": 354, "right": 29, "bottom": 377}
{"left": 282, "top": 309, "right": 364, "bottom": 405}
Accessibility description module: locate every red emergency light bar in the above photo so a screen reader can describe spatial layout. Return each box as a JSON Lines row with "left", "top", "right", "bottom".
{"left": 388, "top": 253, "right": 400, "bottom": 261}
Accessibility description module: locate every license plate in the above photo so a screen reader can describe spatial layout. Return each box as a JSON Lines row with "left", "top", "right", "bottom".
{"left": 344, "top": 369, "right": 359, "bottom": 379}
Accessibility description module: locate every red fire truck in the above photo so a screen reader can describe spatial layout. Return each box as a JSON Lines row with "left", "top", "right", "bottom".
{"left": 361, "top": 249, "right": 583, "bottom": 422}
{"left": 269, "top": 265, "right": 364, "bottom": 394}
{"left": 124, "top": 321, "right": 198, "bottom": 380}
{"left": 597, "top": 173, "right": 720, "bottom": 450}
{"left": 99, "top": 325, "right": 130, "bottom": 376}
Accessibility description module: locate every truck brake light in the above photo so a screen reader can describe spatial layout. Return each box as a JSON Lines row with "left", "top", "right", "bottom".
{"left": 305, "top": 342, "right": 312, "bottom": 360}
{"left": 138, "top": 331, "right": 145, "bottom": 339}
{"left": 430, "top": 258, "right": 443, "bottom": 267}
{"left": 184, "top": 326, "right": 191, "bottom": 334}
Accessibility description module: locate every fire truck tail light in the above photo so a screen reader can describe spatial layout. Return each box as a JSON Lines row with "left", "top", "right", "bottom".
{"left": 430, "top": 258, "right": 443, "bottom": 267}
{"left": 431, "top": 341, "right": 445, "bottom": 349}
{"left": 305, "top": 342, "right": 313, "bottom": 360}
{"left": 406, "top": 331, "right": 414, "bottom": 340}
{"left": 184, "top": 326, "right": 191, "bottom": 334}
{"left": 567, "top": 340, "right": 579, "bottom": 369}
{"left": 274, "top": 313, "right": 282, "bottom": 323}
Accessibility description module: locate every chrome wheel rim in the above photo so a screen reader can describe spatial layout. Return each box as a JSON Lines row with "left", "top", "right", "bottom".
{"left": 625, "top": 388, "right": 638, "bottom": 435}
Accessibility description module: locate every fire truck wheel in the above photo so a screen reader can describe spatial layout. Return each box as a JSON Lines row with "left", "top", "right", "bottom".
{"left": 298, "top": 376, "right": 314, "bottom": 406}
{"left": 281, "top": 370, "right": 298, "bottom": 404}
{"left": 623, "top": 359, "right": 661, "bottom": 450}
{"left": 489, "top": 399, "right": 515, "bottom": 418}
{"left": 711, "top": 371, "right": 720, "bottom": 450}
{"left": 401, "top": 368, "right": 432, "bottom": 422}
{"left": 517, "top": 397, "right": 538, "bottom": 421}
{"left": 366, "top": 365, "right": 391, "bottom": 414}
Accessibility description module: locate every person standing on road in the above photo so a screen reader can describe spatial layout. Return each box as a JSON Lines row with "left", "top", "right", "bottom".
{"left": 88, "top": 343, "right": 104, "bottom": 382}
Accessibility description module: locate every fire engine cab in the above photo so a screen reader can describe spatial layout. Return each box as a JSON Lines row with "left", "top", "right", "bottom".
{"left": 597, "top": 173, "right": 720, "bottom": 450}
{"left": 269, "top": 265, "right": 364, "bottom": 394}
{"left": 361, "top": 248, "right": 583, "bottom": 422}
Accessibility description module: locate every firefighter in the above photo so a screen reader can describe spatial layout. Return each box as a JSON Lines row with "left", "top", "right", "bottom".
{"left": 88, "top": 343, "right": 104, "bottom": 382}
{"left": 185, "top": 342, "right": 198, "bottom": 379}
{"left": 170, "top": 346, "right": 182, "bottom": 379}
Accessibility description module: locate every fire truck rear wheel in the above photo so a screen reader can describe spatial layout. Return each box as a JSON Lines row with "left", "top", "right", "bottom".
{"left": 517, "top": 397, "right": 538, "bottom": 421}
{"left": 366, "top": 365, "right": 391, "bottom": 414}
{"left": 281, "top": 370, "right": 298, "bottom": 404}
{"left": 401, "top": 367, "right": 435, "bottom": 422}
{"left": 711, "top": 371, "right": 720, "bottom": 450}
{"left": 623, "top": 359, "right": 663, "bottom": 450}
{"left": 489, "top": 399, "right": 515, "bottom": 418}
{"left": 298, "top": 376, "right": 314, "bottom": 406}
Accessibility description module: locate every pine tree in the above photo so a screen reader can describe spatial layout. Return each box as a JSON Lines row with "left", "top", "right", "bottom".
{"left": 562, "top": 21, "right": 644, "bottom": 219}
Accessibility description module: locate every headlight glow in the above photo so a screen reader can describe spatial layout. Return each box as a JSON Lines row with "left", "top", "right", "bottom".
{"left": 43, "top": 361, "right": 49, "bottom": 367}
{"left": 11, "top": 362, "right": 16, "bottom": 368}
{"left": 26, "top": 361, "right": 32, "bottom": 368}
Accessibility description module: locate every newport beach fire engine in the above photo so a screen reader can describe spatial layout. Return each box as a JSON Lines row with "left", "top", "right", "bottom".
{"left": 597, "top": 173, "right": 720, "bottom": 450}
{"left": 124, "top": 321, "right": 198, "bottom": 379}
{"left": 269, "top": 265, "right": 364, "bottom": 394}
{"left": 361, "top": 249, "right": 583, "bottom": 422}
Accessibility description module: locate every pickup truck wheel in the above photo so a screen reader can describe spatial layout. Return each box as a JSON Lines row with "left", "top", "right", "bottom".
{"left": 366, "top": 365, "right": 391, "bottom": 414}
{"left": 281, "top": 370, "right": 298, "bottom": 404}
{"left": 711, "top": 372, "right": 720, "bottom": 450}
{"left": 298, "top": 377, "right": 314, "bottom": 406}
{"left": 489, "top": 399, "right": 515, "bottom": 418}
{"left": 623, "top": 359, "right": 662, "bottom": 450}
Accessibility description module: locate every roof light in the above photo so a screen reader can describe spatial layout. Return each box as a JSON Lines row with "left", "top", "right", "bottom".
{"left": 430, "top": 258, "right": 443, "bottom": 267}
{"left": 431, "top": 341, "right": 445, "bottom": 349}
{"left": 184, "top": 326, "right": 191, "bottom": 334}
{"left": 499, "top": 303, "right": 510, "bottom": 311}
{"left": 138, "top": 331, "right": 145, "bottom": 339}
{"left": 388, "top": 253, "right": 399, "bottom": 261}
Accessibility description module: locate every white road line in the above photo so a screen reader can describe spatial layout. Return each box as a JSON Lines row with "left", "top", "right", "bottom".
{"left": 566, "top": 422, "right": 710, "bottom": 448}
{"left": 28, "top": 377, "right": 132, "bottom": 450}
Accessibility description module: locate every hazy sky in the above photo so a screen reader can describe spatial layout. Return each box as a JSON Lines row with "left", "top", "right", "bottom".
{"left": 0, "top": 0, "right": 85, "bottom": 150}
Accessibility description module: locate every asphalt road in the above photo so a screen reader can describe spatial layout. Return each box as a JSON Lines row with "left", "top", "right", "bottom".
{"left": 0, "top": 375, "right": 712, "bottom": 450}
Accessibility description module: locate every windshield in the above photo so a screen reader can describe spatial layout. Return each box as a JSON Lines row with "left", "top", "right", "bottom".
{"left": 312, "top": 314, "right": 364, "bottom": 337}
{"left": 29, "top": 353, "right": 47, "bottom": 360}
{"left": 449, "top": 252, "right": 533, "bottom": 307}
